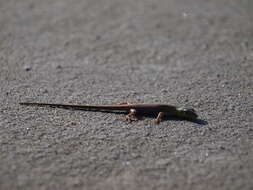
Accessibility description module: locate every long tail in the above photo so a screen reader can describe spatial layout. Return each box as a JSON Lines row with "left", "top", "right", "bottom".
{"left": 18, "top": 102, "right": 130, "bottom": 111}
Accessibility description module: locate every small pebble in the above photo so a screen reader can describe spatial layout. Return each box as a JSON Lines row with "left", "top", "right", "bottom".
{"left": 64, "top": 41, "right": 70, "bottom": 47}
{"left": 24, "top": 65, "right": 32, "bottom": 71}
{"left": 56, "top": 65, "right": 62, "bottom": 69}
{"left": 182, "top": 12, "right": 188, "bottom": 19}
{"left": 156, "top": 158, "right": 171, "bottom": 166}
{"left": 96, "top": 35, "right": 101, "bottom": 40}
{"left": 42, "top": 89, "right": 48, "bottom": 94}
{"left": 161, "top": 89, "right": 168, "bottom": 93}
{"left": 70, "top": 121, "right": 77, "bottom": 125}
{"left": 219, "top": 146, "right": 226, "bottom": 150}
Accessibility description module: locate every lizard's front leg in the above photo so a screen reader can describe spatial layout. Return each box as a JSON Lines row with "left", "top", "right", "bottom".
{"left": 124, "top": 109, "right": 138, "bottom": 122}
{"left": 154, "top": 112, "right": 165, "bottom": 124}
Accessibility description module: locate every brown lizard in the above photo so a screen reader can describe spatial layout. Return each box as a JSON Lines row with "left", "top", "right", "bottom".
{"left": 18, "top": 101, "right": 198, "bottom": 123}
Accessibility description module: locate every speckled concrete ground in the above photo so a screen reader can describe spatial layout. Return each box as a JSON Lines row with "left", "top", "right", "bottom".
{"left": 1, "top": 0, "right": 253, "bottom": 189}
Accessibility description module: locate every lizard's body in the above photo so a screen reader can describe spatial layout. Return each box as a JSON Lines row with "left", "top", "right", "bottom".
{"left": 19, "top": 102, "right": 198, "bottom": 123}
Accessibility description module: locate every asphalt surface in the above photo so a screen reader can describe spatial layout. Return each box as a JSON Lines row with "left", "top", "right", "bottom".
{"left": 1, "top": 0, "right": 253, "bottom": 189}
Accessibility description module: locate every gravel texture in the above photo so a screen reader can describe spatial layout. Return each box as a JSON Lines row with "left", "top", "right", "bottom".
{"left": 1, "top": 0, "right": 253, "bottom": 189}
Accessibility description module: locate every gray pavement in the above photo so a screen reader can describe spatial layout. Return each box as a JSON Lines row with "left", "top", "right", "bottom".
{"left": 1, "top": 0, "right": 253, "bottom": 189}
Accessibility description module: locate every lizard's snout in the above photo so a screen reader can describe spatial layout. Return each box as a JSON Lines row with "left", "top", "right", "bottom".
{"left": 176, "top": 107, "right": 198, "bottom": 120}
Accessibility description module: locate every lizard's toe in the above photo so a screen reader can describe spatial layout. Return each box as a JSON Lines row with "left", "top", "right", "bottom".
{"left": 152, "top": 118, "right": 161, "bottom": 124}
{"left": 124, "top": 115, "right": 138, "bottom": 122}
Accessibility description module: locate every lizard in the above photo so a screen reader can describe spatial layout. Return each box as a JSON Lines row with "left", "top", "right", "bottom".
{"left": 18, "top": 101, "right": 198, "bottom": 123}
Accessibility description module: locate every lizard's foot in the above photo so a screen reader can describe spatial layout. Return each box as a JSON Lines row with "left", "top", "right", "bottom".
{"left": 124, "top": 115, "right": 138, "bottom": 121}
{"left": 153, "top": 112, "right": 165, "bottom": 124}
{"left": 122, "top": 109, "right": 138, "bottom": 122}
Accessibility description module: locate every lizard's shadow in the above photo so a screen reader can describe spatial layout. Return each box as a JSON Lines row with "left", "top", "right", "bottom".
{"left": 162, "top": 116, "right": 208, "bottom": 125}
{"left": 137, "top": 113, "right": 208, "bottom": 125}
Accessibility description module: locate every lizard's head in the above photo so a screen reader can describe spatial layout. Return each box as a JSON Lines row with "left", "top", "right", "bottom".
{"left": 175, "top": 107, "right": 198, "bottom": 120}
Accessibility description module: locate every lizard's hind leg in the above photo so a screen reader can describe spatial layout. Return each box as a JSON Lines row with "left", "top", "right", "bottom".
{"left": 123, "top": 109, "right": 138, "bottom": 122}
